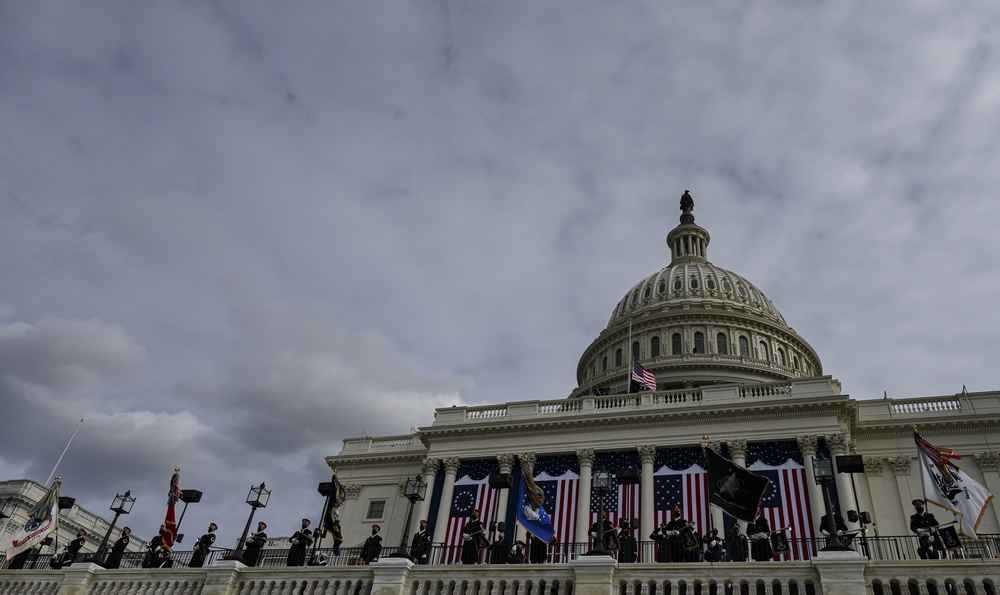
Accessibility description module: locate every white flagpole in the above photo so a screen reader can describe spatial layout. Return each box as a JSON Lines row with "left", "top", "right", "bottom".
{"left": 45, "top": 419, "right": 84, "bottom": 487}
{"left": 627, "top": 319, "right": 633, "bottom": 394}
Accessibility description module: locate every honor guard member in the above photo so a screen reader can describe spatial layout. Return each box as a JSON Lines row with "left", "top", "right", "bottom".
{"left": 726, "top": 523, "right": 748, "bottom": 562}
{"left": 650, "top": 521, "right": 672, "bottom": 563}
{"left": 142, "top": 525, "right": 167, "bottom": 568}
{"left": 106, "top": 526, "right": 131, "bottom": 569}
{"left": 747, "top": 508, "right": 773, "bottom": 562}
{"left": 910, "top": 499, "right": 945, "bottom": 559}
{"left": 526, "top": 531, "right": 547, "bottom": 564}
{"left": 189, "top": 522, "right": 217, "bottom": 568}
{"left": 460, "top": 509, "right": 486, "bottom": 565}
{"left": 410, "top": 519, "right": 432, "bottom": 564}
{"left": 589, "top": 511, "right": 618, "bottom": 552}
{"left": 157, "top": 549, "right": 174, "bottom": 568}
{"left": 508, "top": 540, "right": 526, "bottom": 564}
{"left": 360, "top": 524, "right": 383, "bottom": 564}
{"left": 287, "top": 518, "right": 314, "bottom": 566}
{"left": 488, "top": 528, "right": 508, "bottom": 564}
{"left": 54, "top": 528, "right": 87, "bottom": 568}
{"left": 617, "top": 519, "right": 638, "bottom": 563}
{"left": 244, "top": 521, "right": 267, "bottom": 567}
{"left": 666, "top": 506, "right": 697, "bottom": 562}
{"left": 819, "top": 502, "right": 848, "bottom": 546}
{"left": 703, "top": 528, "right": 724, "bottom": 562}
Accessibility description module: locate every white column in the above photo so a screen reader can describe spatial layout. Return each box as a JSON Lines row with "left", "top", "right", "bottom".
{"left": 495, "top": 453, "right": 516, "bottom": 535}
{"left": 827, "top": 434, "right": 858, "bottom": 516}
{"left": 889, "top": 456, "right": 914, "bottom": 534}
{"left": 432, "top": 456, "right": 461, "bottom": 563}
{"left": 575, "top": 449, "right": 595, "bottom": 545}
{"left": 797, "top": 435, "right": 826, "bottom": 530}
{"left": 413, "top": 458, "right": 439, "bottom": 538}
{"left": 638, "top": 445, "right": 657, "bottom": 540}
{"left": 973, "top": 453, "right": 1000, "bottom": 532}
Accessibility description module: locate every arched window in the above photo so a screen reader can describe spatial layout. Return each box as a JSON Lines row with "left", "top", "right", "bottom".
{"left": 717, "top": 333, "right": 728, "bottom": 355}
{"left": 690, "top": 276, "right": 699, "bottom": 289}
{"left": 615, "top": 348, "right": 623, "bottom": 367}
{"left": 673, "top": 277, "right": 683, "bottom": 290}
{"left": 694, "top": 332, "right": 705, "bottom": 354}
{"left": 602, "top": 356, "right": 608, "bottom": 372}
{"left": 672, "top": 333, "right": 682, "bottom": 355}
{"left": 793, "top": 355, "right": 800, "bottom": 370}
{"left": 759, "top": 341, "right": 769, "bottom": 361}
{"left": 776, "top": 347, "right": 785, "bottom": 366}
{"left": 632, "top": 341, "right": 640, "bottom": 361}
{"left": 651, "top": 336, "right": 661, "bottom": 357}
{"left": 738, "top": 336, "right": 749, "bottom": 357}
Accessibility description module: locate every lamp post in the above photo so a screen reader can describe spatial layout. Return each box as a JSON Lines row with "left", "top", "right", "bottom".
{"left": 174, "top": 489, "right": 203, "bottom": 543}
{"left": 225, "top": 482, "right": 271, "bottom": 562}
{"left": 812, "top": 456, "right": 851, "bottom": 551}
{"left": 586, "top": 467, "right": 612, "bottom": 556}
{"left": 390, "top": 475, "right": 427, "bottom": 558}
{"left": 95, "top": 490, "right": 135, "bottom": 565}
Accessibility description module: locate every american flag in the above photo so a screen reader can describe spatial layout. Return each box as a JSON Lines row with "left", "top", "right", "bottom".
{"left": 588, "top": 450, "right": 642, "bottom": 545}
{"left": 653, "top": 467, "right": 710, "bottom": 536}
{"left": 748, "top": 457, "right": 815, "bottom": 560}
{"left": 442, "top": 458, "right": 498, "bottom": 564}
{"left": 632, "top": 360, "right": 657, "bottom": 391}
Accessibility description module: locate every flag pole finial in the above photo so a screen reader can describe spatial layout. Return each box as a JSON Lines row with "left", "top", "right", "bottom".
{"left": 174, "top": 467, "right": 180, "bottom": 472}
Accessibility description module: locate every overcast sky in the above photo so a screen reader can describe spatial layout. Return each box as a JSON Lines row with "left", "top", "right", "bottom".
{"left": 2, "top": 2, "right": 999, "bottom": 548}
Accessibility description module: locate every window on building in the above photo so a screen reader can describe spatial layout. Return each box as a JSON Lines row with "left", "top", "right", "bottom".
{"left": 707, "top": 277, "right": 717, "bottom": 290}
{"left": 644, "top": 287, "right": 651, "bottom": 298}
{"left": 658, "top": 281, "right": 666, "bottom": 293}
{"left": 632, "top": 341, "right": 640, "bottom": 361}
{"left": 776, "top": 347, "right": 785, "bottom": 366}
{"left": 602, "top": 356, "right": 608, "bottom": 372}
{"left": 673, "top": 277, "right": 683, "bottom": 290}
{"left": 615, "top": 348, "right": 623, "bottom": 367}
{"left": 739, "top": 336, "right": 749, "bottom": 357}
{"left": 694, "top": 332, "right": 705, "bottom": 354}
{"left": 366, "top": 500, "right": 386, "bottom": 520}
{"left": 717, "top": 333, "right": 728, "bottom": 355}
{"left": 651, "top": 336, "right": 661, "bottom": 357}
{"left": 690, "top": 276, "right": 699, "bottom": 289}
{"left": 723, "top": 279, "right": 733, "bottom": 293}
{"left": 759, "top": 341, "right": 769, "bottom": 361}
{"left": 672, "top": 333, "right": 682, "bottom": 355}
{"left": 793, "top": 355, "right": 800, "bottom": 370}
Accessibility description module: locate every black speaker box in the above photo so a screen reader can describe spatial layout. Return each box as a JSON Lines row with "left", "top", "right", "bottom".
{"left": 489, "top": 472, "right": 513, "bottom": 488}
{"left": 835, "top": 455, "right": 864, "bottom": 474}
{"left": 616, "top": 468, "right": 641, "bottom": 484}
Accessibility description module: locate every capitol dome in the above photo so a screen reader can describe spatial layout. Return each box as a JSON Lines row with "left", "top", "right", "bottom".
{"left": 570, "top": 192, "right": 822, "bottom": 397}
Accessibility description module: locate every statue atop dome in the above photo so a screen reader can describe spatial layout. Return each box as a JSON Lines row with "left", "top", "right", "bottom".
{"left": 680, "top": 190, "right": 695, "bottom": 224}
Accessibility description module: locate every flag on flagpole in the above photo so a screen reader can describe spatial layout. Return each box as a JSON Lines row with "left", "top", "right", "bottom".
{"left": 914, "top": 430, "right": 994, "bottom": 537}
{"left": 516, "top": 462, "right": 556, "bottom": 543}
{"left": 322, "top": 474, "right": 345, "bottom": 548}
{"left": 163, "top": 468, "right": 183, "bottom": 550}
{"left": 704, "top": 447, "right": 771, "bottom": 523}
{"left": 5, "top": 478, "right": 60, "bottom": 561}
{"left": 632, "top": 360, "right": 657, "bottom": 392}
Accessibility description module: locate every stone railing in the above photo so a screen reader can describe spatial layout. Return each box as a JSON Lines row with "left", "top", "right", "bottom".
{"left": 4, "top": 553, "right": 1000, "bottom": 595}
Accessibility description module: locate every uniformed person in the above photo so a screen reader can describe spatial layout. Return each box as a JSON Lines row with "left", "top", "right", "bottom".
{"left": 410, "top": 519, "right": 432, "bottom": 564}
{"left": 189, "top": 522, "right": 217, "bottom": 568}
{"left": 287, "top": 518, "right": 314, "bottom": 566}
{"left": 910, "top": 499, "right": 945, "bottom": 559}
{"left": 244, "top": 521, "right": 267, "bottom": 567}
{"left": 360, "top": 524, "right": 383, "bottom": 564}
{"left": 747, "top": 509, "right": 773, "bottom": 562}
{"left": 460, "top": 509, "right": 486, "bottom": 564}
{"left": 105, "top": 526, "right": 131, "bottom": 569}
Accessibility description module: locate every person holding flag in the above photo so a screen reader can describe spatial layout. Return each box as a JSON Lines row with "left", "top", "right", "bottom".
{"left": 914, "top": 429, "right": 994, "bottom": 538}
{"left": 4, "top": 477, "right": 61, "bottom": 566}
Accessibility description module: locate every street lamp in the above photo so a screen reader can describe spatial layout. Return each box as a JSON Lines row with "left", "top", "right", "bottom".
{"left": 390, "top": 475, "right": 427, "bottom": 558}
{"left": 812, "top": 456, "right": 850, "bottom": 551}
{"left": 95, "top": 490, "right": 135, "bottom": 565}
{"left": 586, "top": 467, "right": 613, "bottom": 556}
{"left": 225, "top": 482, "right": 271, "bottom": 563}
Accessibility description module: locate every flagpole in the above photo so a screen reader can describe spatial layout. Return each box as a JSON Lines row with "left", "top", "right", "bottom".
{"left": 627, "top": 320, "right": 633, "bottom": 394}
{"left": 45, "top": 419, "right": 83, "bottom": 487}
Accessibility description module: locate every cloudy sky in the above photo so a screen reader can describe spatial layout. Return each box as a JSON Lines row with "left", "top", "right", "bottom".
{"left": 2, "top": 2, "right": 999, "bottom": 548}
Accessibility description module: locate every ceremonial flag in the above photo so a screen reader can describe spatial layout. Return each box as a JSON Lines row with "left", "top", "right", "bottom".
{"left": 163, "top": 468, "right": 182, "bottom": 550}
{"left": 516, "top": 462, "right": 555, "bottom": 543}
{"left": 632, "top": 360, "right": 657, "bottom": 392}
{"left": 5, "top": 478, "right": 60, "bottom": 561}
{"left": 704, "top": 447, "right": 770, "bottom": 522}
{"left": 914, "top": 430, "right": 994, "bottom": 537}
{"left": 322, "top": 474, "right": 345, "bottom": 548}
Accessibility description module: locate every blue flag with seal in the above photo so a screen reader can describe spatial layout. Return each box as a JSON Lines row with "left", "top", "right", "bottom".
{"left": 516, "top": 461, "right": 555, "bottom": 543}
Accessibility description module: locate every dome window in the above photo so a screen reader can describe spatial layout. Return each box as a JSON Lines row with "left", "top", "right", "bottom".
{"left": 632, "top": 341, "right": 640, "bottom": 361}
{"left": 716, "top": 333, "right": 728, "bottom": 355}
{"left": 738, "top": 284, "right": 748, "bottom": 298}
{"left": 690, "top": 276, "right": 699, "bottom": 289}
{"left": 651, "top": 336, "right": 661, "bottom": 357}
{"left": 793, "top": 355, "right": 800, "bottom": 370}
{"left": 673, "top": 277, "right": 683, "bottom": 291}
{"left": 672, "top": 333, "right": 682, "bottom": 355}
{"left": 631, "top": 292, "right": 639, "bottom": 306}
{"left": 707, "top": 277, "right": 717, "bottom": 290}
{"left": 602, "top": 356, "right": 608, "bottom": 372}
{"left": 723, "top": 279, "right": 733, "bottom": 293}
{"left": 758, "top": 341, "right": 769, "bottom": 361}
{"left": 750, "top": 290, "right": 761, "bottom": 305}
{"left": 738, "top": 336, "right": 749, "bottom": 357}
{"left": 643, "top": 287, "right": 651, "bottom": 298}
{"left": 776, "top": 347, "right": 786, "bottom": 366}
{"left": 615, "top": 348, "right": 623, "bottom": 367}
{"left": 694, "top": 332, "right": 705, "bottom": 354}
{"left": 658, "top": 281, "right": 666, "bottom": 293}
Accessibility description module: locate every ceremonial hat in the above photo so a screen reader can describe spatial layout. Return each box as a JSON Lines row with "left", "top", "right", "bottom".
{"left": 302, "top": 518, "right": 311, "bottom": 524}
{"left": 258, "top": 521, "right": 267, "bottom": 530}
{"left": 123, "top": 526, "right": 131, "bottom": 533}
{"left": 912, "top": 498, "right": 925, "bottom": 506}
{"left": 373, "top": 524, "right": 381, "bottom": 531}
{"left": 472, "top": 508, "right": 480, "bottom": 516}
{"left": 672, "top": 505, "right": 682, "bottom": 514}
{"left": 209, "top": 522, "right": 218, "bottom": 531}
{"left": 419, "top": 519, "right": 427, "bottom": 524}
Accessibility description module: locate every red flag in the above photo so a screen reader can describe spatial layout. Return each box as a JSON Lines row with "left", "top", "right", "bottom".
{"left": 163, "top": 468, "right": 183, "bottom": 549}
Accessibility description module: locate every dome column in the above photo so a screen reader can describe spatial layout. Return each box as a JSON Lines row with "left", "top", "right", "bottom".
{"left": 575, "top": 448, "right": 595, "bottom": 545}
{"left": 637, "top": 445, "right": 657, "bottom": 542}
{"left": 432, "top": 456, "right": 461, "bottom": 563}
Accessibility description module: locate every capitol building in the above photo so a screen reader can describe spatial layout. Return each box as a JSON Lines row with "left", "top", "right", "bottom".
{"left": 4, "top": 195, "right": 1000, "bottom": 595}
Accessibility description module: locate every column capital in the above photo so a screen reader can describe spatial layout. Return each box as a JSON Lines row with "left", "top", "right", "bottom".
{"left": 421, "top": 458, "right": 440, "bottom": 476}
{"left": 637, "top": 445, "right": 657, "bottom": 464}
{"left": 796, "top": 435, "right": 819, "bottom": 456}
{"left": 497, "top": 453, "right": 516, "bottom": 473}
{"left": 727, "top": 439, "right": 748, "bottom": 459}
{"left": 442, "top": 457, "right": 461, "bottom": 475}
{"left": 863, "top": 457, "right": 884, "bottom": 476}
{"left": 345, "top": 483, "right": 363, "bottom": 500}
{"left": 826, "top": 433, "right": 850, "bottom": 455}
{"left": 974, "top": 452, "right": 1000, "bottom": 472}
{"left": 889, "top": 456, "right": 911, "bottom": 476}
{"left": 577, "top": 448, "right": 596, "bottom": 468}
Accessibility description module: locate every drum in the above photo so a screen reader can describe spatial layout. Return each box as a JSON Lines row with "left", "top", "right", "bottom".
{"left": 472, "top": 531, "right": 490, "bottom": 551}
{"left": 679, "top": 526, "right": 701, "bottom": 551}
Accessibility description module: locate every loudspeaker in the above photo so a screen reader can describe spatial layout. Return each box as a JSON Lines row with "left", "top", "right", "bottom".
{"left": 58, "top": 496, "right": 76, "bottom": 510}
{"left": 317, "top": 482, "right": 333, "bottom": 496}
{"left": 616, "top": 468, "right": 641, "bottom": 484}
{"left": 496, "top": 521, "right": 505, "bottom": 533}
{"left": 489, "top": 473, "right": 513, "bottom": 488}
{"left": 835, "top": 455, "right": 864, "bottom": 474}
{"left": 181, "top": 489, "right": 203, "bottom": 503}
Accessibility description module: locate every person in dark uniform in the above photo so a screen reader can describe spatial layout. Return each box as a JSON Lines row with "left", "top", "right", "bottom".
{"left": 747, "top": 509, "right": 773, "bottom": 562}
{"left": 819, "top": 502, "right": 848, "bottom": 546}
{"left": 243, "top": 521, "right": 267, "bottom": 567}
{"left": 286, "top": 518, "right": 313, "bottom": 566}
{"left": 650, "top": 521, "right": 672, "bottom": 562}
{"left": 703, "top": 528, "right": 724, "bottom": 562}
{"left": 360, "top": 524, "right": 383, "bottom": 564}
{"left": 526, "top": 531, "right": 547, "bottom": 564}
{"left": 460, "top": 509, "right": 485, "bottom": 564}
{"left": 189, "top": 522, "right": 217, "bottom": 568}
{"left": 142, "top": 525, "right": 167, "bottom": 568}
{"left": 589, "top": 511, "right": 618, "bottom": 552}
{"left": 105, "top": 526, "right": 131, "bottom": 569}
{"left": 53, "top": 528, "right": 86, "bottom": 568}
{"left": 508, "top": 540, "right": 526, "bottom": 564}
{"left": 7, "top": 548, "right": 35, "bottom": 570}
{"left": 617, "top": 519, "right": 638, "bottom": 563}
{"left": 666, "top": 506, "right": 698, "bottom": 562}
{"left": 488, "top": 528, "right": 508, "bottom": 564}
{"left": 409, "top": 519, "right": 432, "bottom": 564}
{"left": 726, "top": 524, "right": 748, "bottom": 562}
{"left": 910, "top": 499, "right": 945, "bottom": 559}
{"left": 157, "top": 549, "right": 174, "bottom": 568}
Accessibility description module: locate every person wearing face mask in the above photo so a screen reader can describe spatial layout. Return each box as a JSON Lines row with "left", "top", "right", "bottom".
{"left": 747, "top": 508, "right": 773, "bottom": 562}
{"left": 409, "top": 519, "right": 432, "bottom": 564}
{"left": 360, "top": 524, "right": 383, "bottom": 564}
{"left": 665, "top": 506, "right": 698, "bottom": 562}
{"left": 460, "top": 509, "right": 486, "bottom": 565}
{"left": 286, "top": 518, "right": 314, "bottom": 566}
{"left": 910, "top": 499, "right": 944, "bottom": 559}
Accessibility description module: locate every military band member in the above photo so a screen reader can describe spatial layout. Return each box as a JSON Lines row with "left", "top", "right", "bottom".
{"left": 526, "top": 530, "right": 547, "bottom": 564}
{"left": 142, "top": 525, "right": 167, "bottom": 568}
{"left": 666, "top": 506, "right": 699, "bottom": 562}
{"left": 508, "top": 540, "right": 526, "bottom": 564}
{"left": 489, "top": 528, "right": 508, "bottom": 564}
{"left": 747, "top": 509, "right": 773, "bottom": 562}
{"left": 287, "top": 518, "right": 314, "bottom": 566}
{"left": 910, "top": 499, "right": 945, "bottom": 559}
{"left": 650, "top": 522, "right": 672, "bottom": 563}
{"left": 53, "top": 528, "right": 86, "bottom": 568}
{"left": 617, "top": 519, "right": 638, "bottom": 563}
{"left": 703, "top": 528, "right": 724, "bottom": 562}
{"left": 106, "top": 526, "right": 131, "bottom": 569}
{"left": 460, "top": 509, "right": 486, "bottom": 565}
{"left": 589, "top": 511, "right": 618, "bottom": 552}
{"left": 726, "top": 524, "right": 748, "bottom": 562}
{"left": 360, "top": 524, "right": 383, "bottom": 564}
{"left": 189, "top": 522, "right": 217, "bottom": 568}
{"left": 244, "top": 521, "right": 267, "bottom": 567}
{"left": 819, "top": 502, "right": 848, "bottom": 546}
{"left": 410, "top": 519, "right": 432, "bottom": 564}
